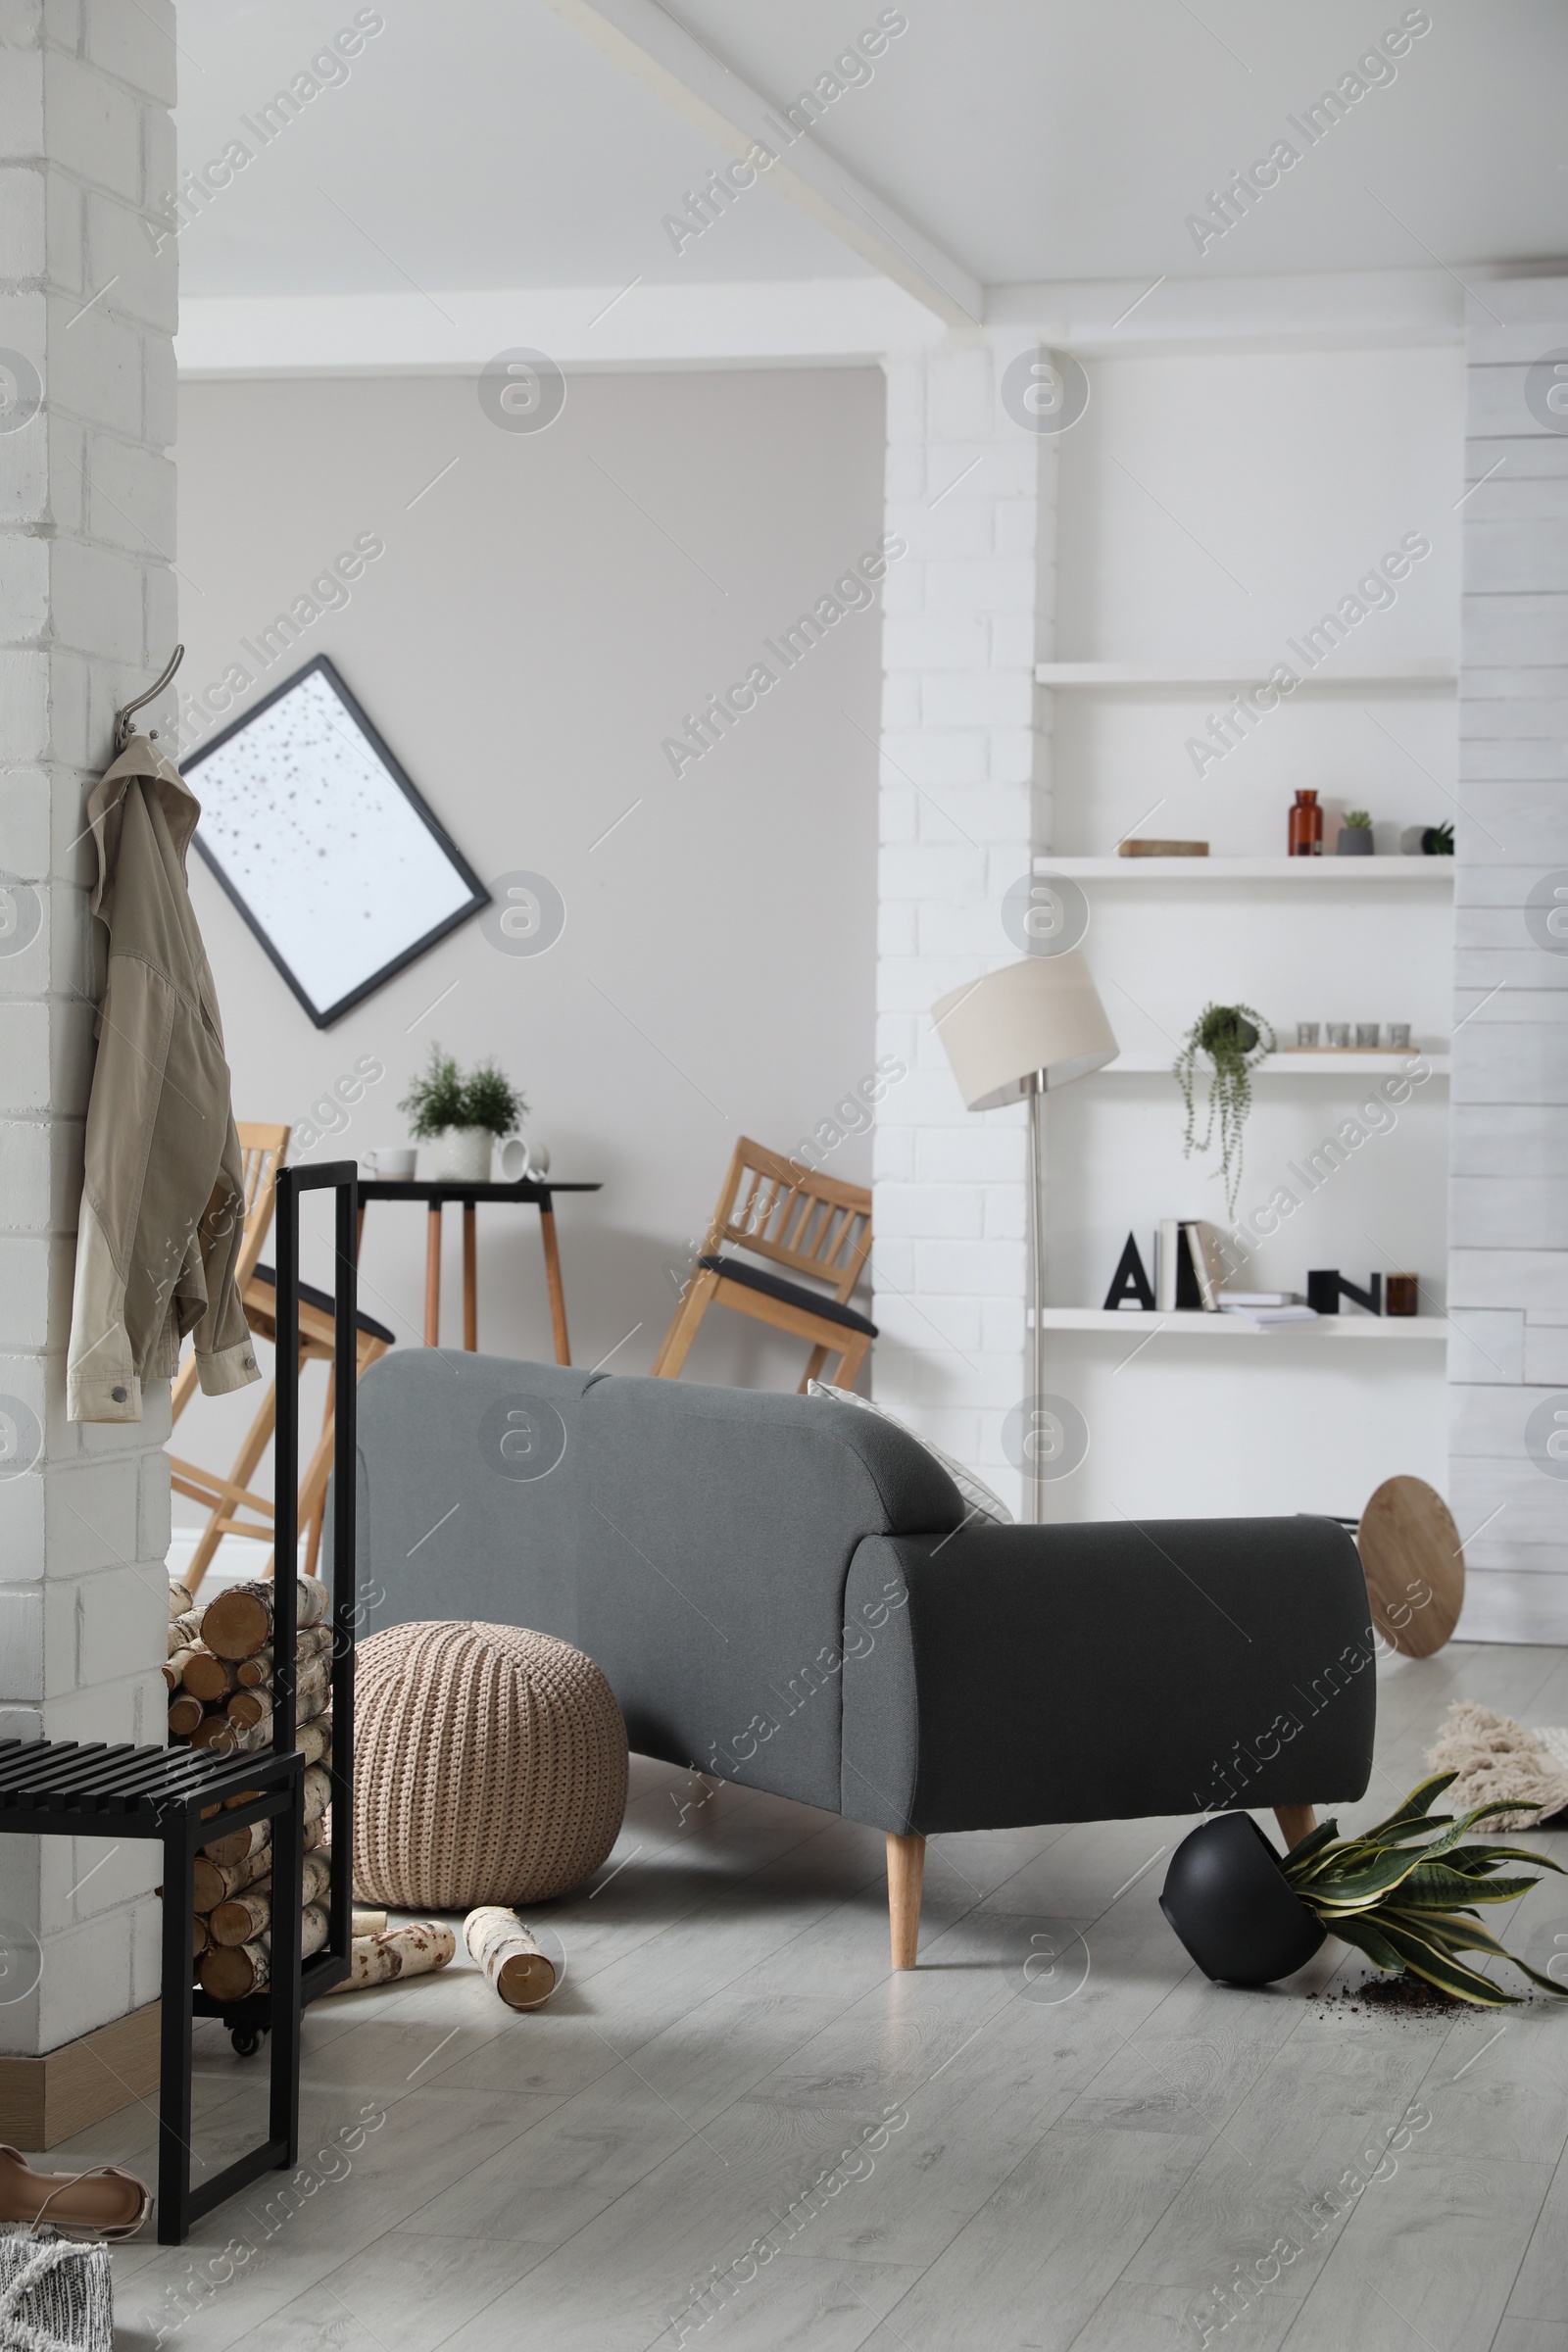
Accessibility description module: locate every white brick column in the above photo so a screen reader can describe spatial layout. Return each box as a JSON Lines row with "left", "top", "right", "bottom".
{"left": 1449, "top": 276, "right": 1568, "bottom": 1642}
{"left": 0, "top": 0, "right": 176, "bottom": 2051}
{"left": 874, "top": 335, "right": 1055, "bottom": 1517}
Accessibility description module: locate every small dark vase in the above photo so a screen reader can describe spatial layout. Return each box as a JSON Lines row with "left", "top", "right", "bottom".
{"left": 1159, "top": 1813, "right": 1326, "bottom": 1985}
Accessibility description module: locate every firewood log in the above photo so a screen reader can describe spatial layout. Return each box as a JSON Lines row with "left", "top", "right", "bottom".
{"left": 323, "top": 1922, "right": 456, "bottom": 1994}
{"left": 301, "top": 1850, "right": 331, "bottom": 1909}
{"left": 192, "top": 1842, "right": 271, "bottom": 1914}
{"left": 296, "top": 1715, "right": 331, "bottom": 1771}
{"left": 188, "top": 1711, "right": 245, "bottom": 1753}
{"left": 303, "top": 1765, "right": 331, "bottom": 1828}
{"left": 464, "top": 1908, "right": 559, "bottom": 2010}
{"left": 198, "top": 1902, "right": 329, "bottom": 2002}
{"left": 234, "top": 1647, "right": 272, "bottom": 1690}
{"left": 201, "top": 1576, "right": 329, "bottom": 1661}
{"left": 224, "top": 1688, "right": 270, "bottom": 1733}
{"left": 351, "top": 1908, "right": 386, "bottom": 1937}
{"left": 210, "top": 1885, "right": 271, "bottom": 1947}
{"left": 167, "top": 1691, "right": 206, "bottom": 1740}
{"left": 170, "top": 1580, "right": 195, "bottom": 1621}
{"left": 201, "top": 1817, "right": 269, "bottom": 1872}
{"left": 192, "top": 1915, "right": 208, "bottom": 1960}
{"left": 169, "top": 1611, "right": 203, "bottom": 1654}
{"left": 164, "top": 1647, "right": 197, "bottom": 1690}
{"left": 181, "top": 1648, "right": 235, "bottom": 1703}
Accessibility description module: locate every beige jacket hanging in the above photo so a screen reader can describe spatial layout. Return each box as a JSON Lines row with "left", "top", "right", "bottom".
{"left": 66, "top": 735, "right": 260, "bottom": 1422}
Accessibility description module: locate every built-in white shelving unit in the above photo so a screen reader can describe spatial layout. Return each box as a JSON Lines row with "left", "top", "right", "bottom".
{"left": 1034, "top": 1308, "right": 1446, "bottom": 1342}
{"left": 1095, "top": 1052, "right": 1450, "bottom": 1077}
{"left": 1034, "top": 660, "right": 1456, "bottom": 690}
{"left": 1032, "top": 856, "right": 1453, "bottom": 884}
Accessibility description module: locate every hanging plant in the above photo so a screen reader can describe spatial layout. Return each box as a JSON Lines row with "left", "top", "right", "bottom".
{"left": 1160, "top": 1772, "right": 1568, "bottom": 2004}
{"left": 1173, "top": 1003, "right": 1275, "bottom": 1217}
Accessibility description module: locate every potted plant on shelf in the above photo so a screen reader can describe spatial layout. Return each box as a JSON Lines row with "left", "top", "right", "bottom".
{"left": 1337, "top": 808, "right": 1375, "bottom": 856}
{"left": 1173, "top": 1003, "right": 1274, "bottom": 1217}
{"left": 399, "top": 1044, "right": 527, "bottom": 1183}
{"left": 1159, "top": 1772, "right": 1568, "bottom": 2004}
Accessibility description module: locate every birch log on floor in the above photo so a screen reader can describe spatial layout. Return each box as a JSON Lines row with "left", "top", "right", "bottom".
{"left": 323, "top": 1922, "right": 456, "bottom": 1993}
{"left": 464, "top": 1908, "right": 558, "bottom": 2009}
{"left": 164, "top": 1646, "right": 197, "bottom": 1690}
{"left": 201, "top": 1576, "right": 329, "bottom": 1661}
{"left": 201, "top": 1817, "right": 270, "bottom": 1873}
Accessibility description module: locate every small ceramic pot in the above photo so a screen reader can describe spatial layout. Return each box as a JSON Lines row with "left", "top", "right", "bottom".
{"left": 1159, "top": 1812, "right": 1326, "bottom": 1985}
{"left": 1296, "top": 1022, "right": 1319, "bottom": 1049}
{"left": 1355, "top": 1023, "right": 1381, "bottom": 1049}
{"left": 1336, "top": 826, "right": 1374, "bottom": 856}
{"left": 426, "top": 1127, "right": 493, "bottom": 1183}
{"left": 366, "top": 1147, "right": 416, "bottom": 1179}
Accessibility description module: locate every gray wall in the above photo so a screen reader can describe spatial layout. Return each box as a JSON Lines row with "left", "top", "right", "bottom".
{"left": 172, "top": 368, "right": 883, "bottom": 1508}
{"left": 1450, "top": 276, "right": 1568, "bottom": 1642}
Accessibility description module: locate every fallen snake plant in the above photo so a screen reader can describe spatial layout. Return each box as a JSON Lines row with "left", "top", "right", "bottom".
{"left": 1280, "top": 1770, "right": 1568, "bottom": 2007}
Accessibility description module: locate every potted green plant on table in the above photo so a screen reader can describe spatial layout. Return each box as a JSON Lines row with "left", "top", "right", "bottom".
{"left": 1173, "top": 1003, "right": 1275, "bottom": 1218}
{"left": 1160, "top": 1773, "right": 1568, "bottom": 2004}
{"left": 1337, "top": 808, "right": 1375, "bottom": 856}
{"left": 399, "top": 1045, "right": 527, "bottom": 1183}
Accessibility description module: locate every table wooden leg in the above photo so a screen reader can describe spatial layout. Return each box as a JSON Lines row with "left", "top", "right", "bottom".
{"left": 539, "top": 1204, "right": 571, "bottom": 1365}
{"left": 463, "top": 1203, "right": 477, "bottom": 1351}
{"left": 424, "top": 1203, "right": 442, "bottom": 1348}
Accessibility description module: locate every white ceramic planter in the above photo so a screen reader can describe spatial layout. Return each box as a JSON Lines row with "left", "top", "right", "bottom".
{"left": 426, "top": 1126, "right": 493, "bottom": 1182}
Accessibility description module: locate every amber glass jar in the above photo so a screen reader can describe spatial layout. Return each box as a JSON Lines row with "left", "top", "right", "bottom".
{"left": 1289, "top": 790, "right": 1323, "bottom": 856}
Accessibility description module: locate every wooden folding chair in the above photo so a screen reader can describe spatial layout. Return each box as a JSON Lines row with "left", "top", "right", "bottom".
{"left": 651, "top": 1138, "right": 875, "bottom": 1392}
{"left": 170, "top": 1124, "right": 393, "bottom": 1592}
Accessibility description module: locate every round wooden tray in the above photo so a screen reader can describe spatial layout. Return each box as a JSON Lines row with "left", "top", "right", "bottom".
{"left": 1356, "top": 1474, "right": 1465, "bottom": 1656}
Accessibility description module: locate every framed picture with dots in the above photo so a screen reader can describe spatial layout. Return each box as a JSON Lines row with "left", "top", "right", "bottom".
{"left": 184, "top": 655, "right": 489, "bottom": 1029}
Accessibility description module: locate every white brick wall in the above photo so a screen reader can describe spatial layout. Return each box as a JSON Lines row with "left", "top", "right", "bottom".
{"left": 1449, "top": 276, "right": 1568, "bottom": 1644}
{"left": 873, "top": 335, "right": 1055, "bottom": 1515}
{"left": 0, "top": 0, "right": 175, "bottom": 2052}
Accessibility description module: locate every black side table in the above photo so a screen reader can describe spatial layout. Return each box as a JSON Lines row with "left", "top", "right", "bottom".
{"left": 357, "top": 1177, "right": 601, "bottom": 1359}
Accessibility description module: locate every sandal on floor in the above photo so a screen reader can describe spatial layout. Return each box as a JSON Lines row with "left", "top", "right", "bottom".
{"left": 0, "top": 2146, "right": 151, "bottom": 2240}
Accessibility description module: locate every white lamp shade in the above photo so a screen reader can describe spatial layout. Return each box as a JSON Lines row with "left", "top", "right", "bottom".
{"left": 931, "top": 953, "right": 1118, "bottom": 1110}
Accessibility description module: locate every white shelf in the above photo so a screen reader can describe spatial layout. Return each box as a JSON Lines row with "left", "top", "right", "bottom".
{"left": 1033, "top": 855, "right": 1453, "bottom": 884}
{"left": 1037, "top": 1308, "right": 1446, "bottom": 1342}
{"left": 1094, "top": 1052, "right": 1449, "bottom": 1077}
{"left": 1034, "top": 660, "right": 1456, "bottom": 690}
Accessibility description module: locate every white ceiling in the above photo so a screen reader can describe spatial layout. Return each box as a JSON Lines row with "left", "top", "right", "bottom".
{"left": 176, "top": 0, "right": 1568, "bottom": 302}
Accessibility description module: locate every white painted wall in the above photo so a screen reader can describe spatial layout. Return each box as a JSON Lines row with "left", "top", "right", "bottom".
{"left": 172, "top": 367, "right": 883, "bottom": 1507}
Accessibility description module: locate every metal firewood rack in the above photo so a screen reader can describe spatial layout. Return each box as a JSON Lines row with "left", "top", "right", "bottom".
{"left": 193, "top": 1161, "right": 360, "bottom": 2061}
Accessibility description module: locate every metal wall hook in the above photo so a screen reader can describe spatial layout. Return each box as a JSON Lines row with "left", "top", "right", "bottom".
{"left": 114, "top": 644, "right": 184, "bottom": 752}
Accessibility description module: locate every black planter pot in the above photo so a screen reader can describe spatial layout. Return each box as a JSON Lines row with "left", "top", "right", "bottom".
{"left": 1159, "top": 1813, "right": 1327, "bottom": 1985}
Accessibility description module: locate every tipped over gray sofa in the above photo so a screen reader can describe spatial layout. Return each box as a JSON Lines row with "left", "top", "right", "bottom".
{"left": 352, "top": 1352, "right": 1376, "bottom": 1966}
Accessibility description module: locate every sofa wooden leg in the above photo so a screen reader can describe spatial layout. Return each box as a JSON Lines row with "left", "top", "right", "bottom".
{"left": 1273, "top": 1803, "right": 1317, "bottom": 1853}
{"left": 887, "top": 1832, "right": 925, "bottom": 1971}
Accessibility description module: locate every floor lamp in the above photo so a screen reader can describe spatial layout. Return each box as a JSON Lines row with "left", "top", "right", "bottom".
{"left": 931, "top": 953, "right": 1118, "bottom": 1523}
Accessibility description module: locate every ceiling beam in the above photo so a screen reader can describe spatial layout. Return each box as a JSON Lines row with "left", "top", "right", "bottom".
{"left": 536, "top": 0, "right": 982, "bottom": 330}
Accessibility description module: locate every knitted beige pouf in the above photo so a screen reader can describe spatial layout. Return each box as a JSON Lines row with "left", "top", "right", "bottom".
{"left": 354, "top": 1620, "right": 628, "bottom": 1910}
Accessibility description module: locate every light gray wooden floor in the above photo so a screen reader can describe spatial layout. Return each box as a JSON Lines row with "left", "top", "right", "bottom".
{"left": 69, "top": 1640, "right": 1568, "bottom": 2351}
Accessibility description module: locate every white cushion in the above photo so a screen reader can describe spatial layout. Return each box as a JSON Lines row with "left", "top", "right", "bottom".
{"left": 808, "top": 1383, "right": 1013, "bottom": 1527}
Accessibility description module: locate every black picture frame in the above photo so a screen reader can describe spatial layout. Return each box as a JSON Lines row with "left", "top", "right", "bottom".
{"left": 183, "top": 654, "right": 489, "bottom": 1030}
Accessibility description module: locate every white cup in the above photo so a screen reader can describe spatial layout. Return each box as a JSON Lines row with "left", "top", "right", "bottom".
{"left": 366, "top": 1147, "right": 416, "bottom": 1178}
{"left": 500, "top": 1138, "right": 550, "bottom": 1181}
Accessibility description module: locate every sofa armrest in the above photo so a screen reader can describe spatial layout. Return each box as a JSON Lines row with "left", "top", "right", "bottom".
{"left": 839, "top": 1515, "right": 1376, "bottom": 1836}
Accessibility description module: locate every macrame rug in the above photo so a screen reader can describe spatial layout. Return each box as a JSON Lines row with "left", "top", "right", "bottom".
{"left": 1426, "top": 1701, "right": 1568, "bottom": 1830}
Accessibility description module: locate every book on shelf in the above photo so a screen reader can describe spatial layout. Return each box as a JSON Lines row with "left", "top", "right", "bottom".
{"left": 1218, "top": 1301, "right": 1320, "bottom": 1326}
{"left": 1155, "top": 1219, "right": 1234, "bottom": 1311}
{"left": 1216, "top": 1291, "right": 1302, "bottom": 1308}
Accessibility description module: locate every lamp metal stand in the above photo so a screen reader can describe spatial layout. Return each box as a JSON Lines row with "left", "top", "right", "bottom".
{"left": 1027, "top": 1068, "right": 1047, "bottom": 1526}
